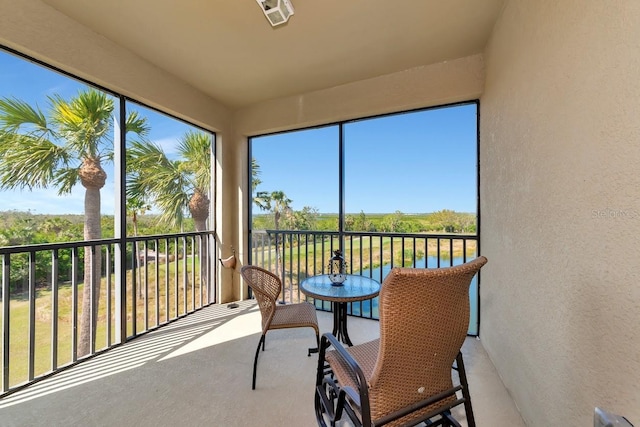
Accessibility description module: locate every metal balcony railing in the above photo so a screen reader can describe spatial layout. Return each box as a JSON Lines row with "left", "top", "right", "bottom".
{"left": 250, "top": 230, "right": 479, "bottom": 321}
{"left": 2, "top": 228, "right": 479, "bottom": 398}
{"left": 0, "top": 231, "right": 216, "bottom": 397}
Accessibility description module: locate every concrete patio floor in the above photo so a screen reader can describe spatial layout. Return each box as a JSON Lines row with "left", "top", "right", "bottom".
{"left": 0, "top": 300, "right": 525, "bottom": 426}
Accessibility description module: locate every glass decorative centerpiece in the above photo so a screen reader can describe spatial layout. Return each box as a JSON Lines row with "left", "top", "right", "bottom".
{"left": 328, "top": 250, "right": 348, "bottom": 286}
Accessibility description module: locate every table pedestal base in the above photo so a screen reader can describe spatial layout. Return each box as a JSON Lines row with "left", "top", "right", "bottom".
{"left": 332, "top": 302, "right": 353, "bottom": 346}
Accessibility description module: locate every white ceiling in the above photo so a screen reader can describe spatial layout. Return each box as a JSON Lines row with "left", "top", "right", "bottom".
{"left": 41, "top": 0, "right": 504, "bottom": 108}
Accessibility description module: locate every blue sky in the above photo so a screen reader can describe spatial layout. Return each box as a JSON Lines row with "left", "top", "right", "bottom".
{"left": 0, "top": 48, "right": 478, "bottom": 217}
{"left": 252, "top": 104, "right": 478, "bottom": 214}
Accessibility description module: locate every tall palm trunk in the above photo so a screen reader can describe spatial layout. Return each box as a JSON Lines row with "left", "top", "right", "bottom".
{"left": 78, "top": 158, "right": 106, "bottom": 357}
{"left": 189, "top": 189, "right": 209, "bottom": 302}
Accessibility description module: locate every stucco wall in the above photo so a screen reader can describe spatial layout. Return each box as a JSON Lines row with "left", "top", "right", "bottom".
{"left": 234, "top": 54, "right": 485, "bottom": 135}
{"left": 480, "top": 1, "right": 640, "bottom": 425}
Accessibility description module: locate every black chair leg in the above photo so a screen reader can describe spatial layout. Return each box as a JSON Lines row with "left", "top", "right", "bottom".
{"left": 252, "top": 335, "right": 266, "bottom": 390}
{"left": 455, "top": 352, "right": 476, "bottom": 427}
{"left": 308, "top": 332, "right": 320, "bottom": 356}
{"left": 443, "top": 411, "right": 463, "bottom": 427}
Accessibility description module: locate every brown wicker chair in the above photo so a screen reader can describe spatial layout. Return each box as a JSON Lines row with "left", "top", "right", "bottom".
{"left": 314, "top": 256, "right": 488, "bottom": 427}
{"left": 240, "top": 265, "right": 320, "bottom": 390}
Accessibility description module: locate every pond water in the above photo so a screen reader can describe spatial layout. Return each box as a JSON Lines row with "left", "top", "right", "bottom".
{"left": 347, "top": 256, "right": 479, "bottom": 335}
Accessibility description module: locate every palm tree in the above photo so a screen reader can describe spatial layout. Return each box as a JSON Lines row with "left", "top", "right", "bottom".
{"left": 251, "top": 157, "right": 262, "bottom": 194}
{"left": 128, "top": 195, "right": 151, "bottom": 240}
{"left": 255, "top": 190, "right": 292, "bottom": 230}
{"left": 254, "top": 190, "right": 292, "bottom": 276}
{"left": 126, "top": 130, "right": 212, "bottom": 296}
{"left": 0, "top": 89, "right": 149, "bottom": 356}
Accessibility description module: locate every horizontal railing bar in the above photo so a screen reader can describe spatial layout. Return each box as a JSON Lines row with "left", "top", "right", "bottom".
{"left": 257, "top": 229, "right": 477, "bottom": 240}
{"left": 0, "top": 231, "right": 216, "bottom": 255}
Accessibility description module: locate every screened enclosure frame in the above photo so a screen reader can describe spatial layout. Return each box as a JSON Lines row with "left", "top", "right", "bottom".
{"left": 247, "top": 100, "right": 482, "bottom": 332}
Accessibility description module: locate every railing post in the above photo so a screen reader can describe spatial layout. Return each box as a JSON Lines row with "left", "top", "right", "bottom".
{"left": 71, "top": 247, "right": 79, "bottom": 362}
{"left": 28, "top": 250, "right": 36, "bottom": 379}
{"left": 51, "top": 249, "right": 59, "bottom": 369}
{"left": 2, "top": 255, "right": 10, "bottom": 393}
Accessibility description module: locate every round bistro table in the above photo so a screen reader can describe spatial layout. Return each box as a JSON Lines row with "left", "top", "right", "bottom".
{"left": 300, "top": 274, "right": 380, "bottom": 346}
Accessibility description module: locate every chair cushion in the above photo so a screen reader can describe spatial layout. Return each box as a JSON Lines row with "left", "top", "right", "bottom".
{"left": 326, "top": 339, "right": 380, "bottom": 390}
{"left": 270, "top": 302, "right": 319, "bottom": 331}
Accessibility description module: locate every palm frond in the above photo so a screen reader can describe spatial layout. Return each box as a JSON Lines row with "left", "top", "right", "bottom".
{"left": 125, "top": 110, "right": 151, "bottom": 138}
{"left": 52, "top": 167, "right": 80, "bottom": 195}
{"left": 127, "top": 139, "right": 192, "bottom": 227}
{"left": 251, "top": 157, "right": 262, "bottom": 191}
{"left": 0, "top": 96, "right": 51, "bottom": 138}
{"left": 178, "top": 130, "right": 211, "bottom": 192}
{"left": 254, "top": 191, "right": 272, "bottom": 211}
{"left": 155, "top": 189, "right": 190, "bottom": 228}
{"left": 0, "top": 132, "right": 72, "bottom": 191}
{"left": 49, "top": 89, "right": 114, "bottom": 159}
{"left": 127, "top": 139, "right": 174, "bottom": 171}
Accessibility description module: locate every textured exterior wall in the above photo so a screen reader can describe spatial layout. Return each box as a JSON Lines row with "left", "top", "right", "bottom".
{"left": 234, "top": 54, "right": 484, "bottom": 135}
{"left": 480, "top": 1, "right": 640, "bottom": 425}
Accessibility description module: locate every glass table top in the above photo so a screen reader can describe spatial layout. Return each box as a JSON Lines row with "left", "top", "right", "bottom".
{"left": 300, "top": 274, "right": 380, "bottom": 302}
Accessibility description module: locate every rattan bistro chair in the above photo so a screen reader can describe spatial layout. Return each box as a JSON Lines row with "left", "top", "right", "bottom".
{"left": 240, "top": 265, "right": 319, "bottom": 390}
{"left": 315, "top": 256, "right": 488, "bottom": 427}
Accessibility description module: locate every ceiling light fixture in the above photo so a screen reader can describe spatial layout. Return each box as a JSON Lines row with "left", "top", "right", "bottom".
{"left": 255, "top": 0, "right": 294, "bottom": 27}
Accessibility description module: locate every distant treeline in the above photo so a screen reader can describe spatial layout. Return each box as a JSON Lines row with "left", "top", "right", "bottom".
{"left": 0, "top": 209, "right": 476, "bottom": 249}
{"left": 253, "top": 209, "right": 476, "bottom": 234}
{"left": 0, "top": 209, "right": 474, "bottom": 291}
{"left": 0, "top": 210, "right": 193, "bottom": 247}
